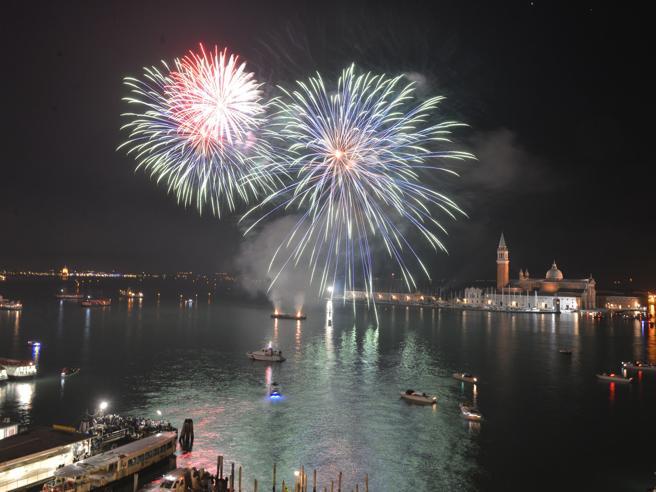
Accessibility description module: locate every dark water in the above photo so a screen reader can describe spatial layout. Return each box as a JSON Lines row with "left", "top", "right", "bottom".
{"left": 1, "top": 280, "right": 655, "bottom": 491}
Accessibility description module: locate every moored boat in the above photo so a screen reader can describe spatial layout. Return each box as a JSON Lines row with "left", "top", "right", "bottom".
{"left": 271, "top": 311, "right": 306, "bottom": 320}
{"left": 596, "top": 372, "right": 633, "bottom": 384}
{"left": 0, "top": 358, "right": 37, "bottom": 378}
{"left": 142, "top": 467, "right": 213, "bottom": 492}
{"left": 80, "top": 297, "right": 111, "bottom": 307}
{"left": 559, "top": 348, "right": 573, "bottom": 355}
{"left": 400, "top": 389, "right": 437, "bottom": 405}
{"left": 0, "top": 299, "right": 23, "bottom": 311}
{"left": 0, "top": 368, "right": 7, "bottom": 382}
{"left": 43, "top": 431, "right": 176, "bottom": 492}
{"left": 56, "top": 290, "right": 84, "bottom": 300}
{"left": 460, "top": 403, "right": 483, "bottom": 421}
{"left": 452, "top": 372, "right": 478, "bottom": 383}
{"left": 621, "top": 360, "right": 656, "bottom": 371}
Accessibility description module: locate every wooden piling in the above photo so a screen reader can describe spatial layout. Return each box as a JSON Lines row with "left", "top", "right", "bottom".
{"left": 218, "top": 455, "right": 224, "bottom": 479}
{"left": 330, "top": 480, "right": 334, "bottom": 492}
{"left": 254, "top": 479, "right": 258, "bottom": 492}
{"left": 282, "top": 480, "right": 285, "bottom": 492}
{"left": 364, "top": 475, "right": 368, "bottom": 492}
{"left": 132, "top": 472, "right": 139, "bottom": 492}
{"left": 273, "top": 463, "right": 276, "bottom": 492}
{"left": 239, "top": 466, "right": 242, "bottom": 492}
{"left": 312, "top": 469, "right": 317, "bottom": 492}
{"left": 337, "top": 472, "right": 342, "bottom": 492}
{"left": 231, "top": 463, "right": 235, "bottom": 491}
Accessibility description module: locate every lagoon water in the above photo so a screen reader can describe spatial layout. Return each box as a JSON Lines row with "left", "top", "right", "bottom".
{"left": 1, "top": 280, "right": 655, "bottom": 491}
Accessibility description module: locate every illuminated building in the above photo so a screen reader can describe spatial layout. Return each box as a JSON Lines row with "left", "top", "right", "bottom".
{"left": 0, "top": 427, "right": 90, "bottom": 492}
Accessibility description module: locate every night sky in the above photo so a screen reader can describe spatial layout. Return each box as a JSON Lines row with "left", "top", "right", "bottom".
{"left": 1, "top": 1, "right": 651, "bottom": 289}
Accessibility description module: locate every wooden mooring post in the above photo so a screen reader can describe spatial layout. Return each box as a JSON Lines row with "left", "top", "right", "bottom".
{"left": 238, "top": 465, "right": 242, "bottom": 492}
{"left": 272, "top": 463, "right": 276, "bottom": 492}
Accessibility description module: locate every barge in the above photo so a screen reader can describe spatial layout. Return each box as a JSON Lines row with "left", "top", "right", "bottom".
{"left": 271, "top": 312, "right": 306, "bottom": 320}
{"left": 0, "top": 358, "right": 37, "bottom": 378}
{"left": 80, "top": 298, "right": 111, "bottom": 307}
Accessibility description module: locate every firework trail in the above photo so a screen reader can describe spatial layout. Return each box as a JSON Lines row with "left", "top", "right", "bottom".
{"left": 242, "top": 65, "right": 474, "bottom": 302}
{"left": 119, "top": 44, "right": 276, "bottom": 216}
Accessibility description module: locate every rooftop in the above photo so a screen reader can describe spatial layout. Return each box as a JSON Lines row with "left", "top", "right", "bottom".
{"left": 0, "top": 426, "right": 89, "bottom": 467}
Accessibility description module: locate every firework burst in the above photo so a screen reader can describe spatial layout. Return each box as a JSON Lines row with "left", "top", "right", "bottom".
{"left": 243, "top": 65, "right": 474, "bottom": 300}
{"left": 119, "top": 44, "right": 275, "bottom": 216}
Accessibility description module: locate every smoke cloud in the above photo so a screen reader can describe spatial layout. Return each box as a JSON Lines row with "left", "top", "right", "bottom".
{"left": 236, "top": 216, "right": 323, "bottom": 312}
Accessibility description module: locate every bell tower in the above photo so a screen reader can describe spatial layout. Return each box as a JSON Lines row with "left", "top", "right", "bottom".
{"left": 496, "top": 233, "right": 509, "bottom": 289}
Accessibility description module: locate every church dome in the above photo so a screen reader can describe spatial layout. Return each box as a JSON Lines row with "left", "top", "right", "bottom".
{"left": 545, "top": 261, "right": 563, "bottom": 281}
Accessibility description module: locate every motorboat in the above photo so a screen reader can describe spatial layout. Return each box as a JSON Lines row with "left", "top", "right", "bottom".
{"left": 559, "top": 348, "right": 573, "bottom": 355}
{"left": 80, "top": 297, "right": 111, "bottom": 307}
{"left": 399, "top": 389, "right": 437, "bottom": 405}
{"left": 452, "top": 372, "right": 478, "bottom": 383}
{"left": 269, "top": 382, "right": 282, "bottom": 399}
{"left": 247, "top": 346, "right": 285, "bottom": 362}
{"left": 621, "top": 360, "right": 656, "bottom": 371}
{"left": 61, "top": 367, "right": 80, "bottom": 378}
{"left": 596, "top": 372, "right": 633, "bottom": 384}
{"left": 271, "top": 311, "right": 307, "bottom": 320}
{"left": 460, "top": 403, "right": 483, "bottom": 421}
{"left": 142, "top": 467, "right": 213, "bottom": 492}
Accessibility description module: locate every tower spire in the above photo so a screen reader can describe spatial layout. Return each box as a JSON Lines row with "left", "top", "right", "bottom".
{"left": 498, "top": 232, "right": 507, "bottom": 249}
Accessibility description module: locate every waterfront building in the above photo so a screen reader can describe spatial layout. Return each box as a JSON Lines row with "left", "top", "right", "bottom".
{"left": 0, "top": 426, "right": 90, "bottom": 492}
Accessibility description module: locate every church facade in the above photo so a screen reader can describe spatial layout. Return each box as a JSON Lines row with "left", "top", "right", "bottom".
{"left": 464, "top": 234, "right": 596, "bottom": 311}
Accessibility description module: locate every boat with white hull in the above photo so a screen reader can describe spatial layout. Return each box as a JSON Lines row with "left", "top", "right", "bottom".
{"left": 452, "top": 372, "right": 478, "bottom": 384}
{"left": 460, "top": 403, "right": 483, "bottom": 422}
{"left": 400, "top": 390, "right": 437, "bottom": 405}
{"left": 596, "top": 372, "right": 633, "bottom": 384}
{"left": 0, "top": 368, "right": 7, "bottom": 382}
{"left": 247, "top": 347, "right": 285, "bottom": 362}
{"left": 43, "top": 431, "right": 177, "bottom": 492}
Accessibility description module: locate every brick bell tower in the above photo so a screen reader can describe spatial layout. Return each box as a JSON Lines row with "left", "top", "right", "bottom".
{"left": 496, "top": 233, "right": 510, "bottom": 289}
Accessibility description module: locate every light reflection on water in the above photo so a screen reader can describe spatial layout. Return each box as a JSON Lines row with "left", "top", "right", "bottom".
{"left": 1, "top": 299, "right": 655, "bottom": 490}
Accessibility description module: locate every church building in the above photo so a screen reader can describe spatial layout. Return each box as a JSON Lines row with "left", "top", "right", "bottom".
{"left": 464, "top": 233, "right": 596, "bottom": 311}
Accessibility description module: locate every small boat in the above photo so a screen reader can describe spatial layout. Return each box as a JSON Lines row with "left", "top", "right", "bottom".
{"left": 80, "top": 297, "right": 111, "bottom": 307}
{"left": 621, "top": 360, "right": 656, "bottom": 371}
{"left": 60, "top": 367, "right": 80, "bottom": 378}
{"left": 142, "top": 467, "right": 213, "bottom": 492}
{"left": 247, "top": 346, "right": 285, "bottom": 362}
{"left": 596, "top": 372, "right": 633, "bottom": 384}
{"left": 0, "top": 368, "right": 7, "bottom": 382}
{"left": 559, "top": 348, "right": 573, "bottom": 355}
{"left": 460, "top": 403, "right": 483, "bottom": 421}
{"left": 269, "top": 382, "right": 282, "bottom": 399}
{"left": 27, "top": 340, "right": 41, "bottom": 347}
{"left": 452, "top": 372, "right": 478, "bottom": 383}
{"left": 271, "top": 312, "right": 307, "bottom": 320}
{"left": 400, "top": 389, "right": 437, "bottom": 405}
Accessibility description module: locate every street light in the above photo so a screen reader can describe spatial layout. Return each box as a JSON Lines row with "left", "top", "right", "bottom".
{"left": 99, "top": 401, "right": 108, "bottom": 412}
{"left": 156, "top": 410, "right": 162, "bottom": 416}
